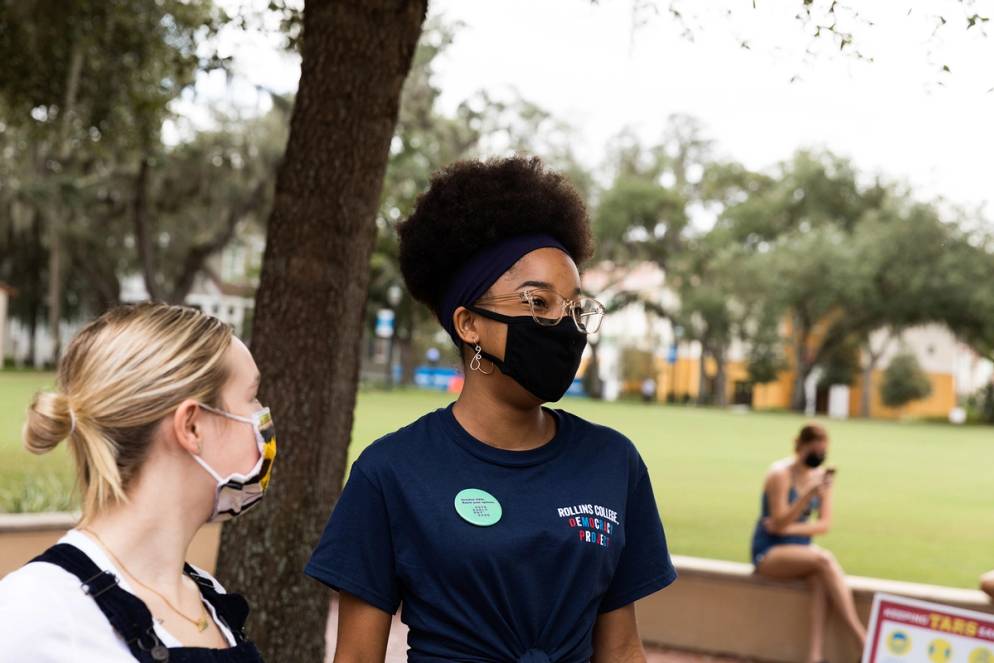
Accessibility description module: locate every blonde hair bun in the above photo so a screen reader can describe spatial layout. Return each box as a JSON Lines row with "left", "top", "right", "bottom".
{"left": 24, "top": 391, "right": 74, "bottom": 454}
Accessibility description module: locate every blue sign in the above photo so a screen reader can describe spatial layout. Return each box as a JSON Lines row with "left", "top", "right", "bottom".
{"left": 667, "top": 344, "right": 678, "bottom": 365}
{"left": 413, "top": 367, "right": 586, "bottom": 397}
{"left": 565, "top": 377, "right": 586, "bottom": 397}
{"left": 413, "top": 366, "right": 461, "bottom": 391}
{"left": 375, "top": 309, "right": 395, "bottom": 338}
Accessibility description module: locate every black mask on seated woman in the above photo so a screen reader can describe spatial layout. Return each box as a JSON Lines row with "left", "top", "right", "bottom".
{"left": 804, "top": 451, "right": 826, "bottom": 468}
{"left": 467, "top": 305, "right": 587, "bottom": 403}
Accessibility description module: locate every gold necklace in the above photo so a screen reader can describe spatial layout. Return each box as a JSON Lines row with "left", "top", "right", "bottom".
{"left": 80, "top": 527, "right": 210, "bottom": 633}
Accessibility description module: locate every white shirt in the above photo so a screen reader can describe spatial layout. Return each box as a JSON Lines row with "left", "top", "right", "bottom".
{"left": 0, "top": 529, "right": 236, "bottom": 662}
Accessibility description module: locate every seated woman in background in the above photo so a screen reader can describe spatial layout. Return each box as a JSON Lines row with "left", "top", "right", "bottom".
{"left": 982, "top": 571, "right": 994, "bottom": 600}
{"left": 751, "top": 423, "right": 865, "bottom": 663}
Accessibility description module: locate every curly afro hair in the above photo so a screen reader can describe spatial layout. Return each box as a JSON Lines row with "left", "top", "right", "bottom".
{"left": 398, "top": 156, "right": 594, "bottom": 314}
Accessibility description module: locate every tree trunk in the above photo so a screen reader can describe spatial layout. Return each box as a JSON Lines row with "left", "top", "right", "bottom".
{"left": 133, "top": 155, "right": 165, "bottom": 301}
{"left": 28, "top": 211, "right": 42, "bottom": 367}
{"left": 791, "top": 366, "right": 810, "bottom": 411}
{"left": 47, "top": 39, "right": 84, "bottom": 363}
{"left": 28, "top": 295, "right": 38, "bottom": 368}
{"left": 213, "top": 2, "right": 426, "bottom": 661}
{"left": 714, "top": 344, "right": 727, "bottom": 407}
{"left": 790, "top": 329, "right": 810, "bottom": 411}
{"left": 697, "top": 344, "right": 710, "bottom": 405}
{"left": 583, "top": 338, "right": 602, "bottom": 399}
{"left": 859, "top": 331, "right": 892, "bottom": 418}
{"left": 46, "top": 226, "right": 62, "bottom": 365}
{"left": 860, "top": 357, "right": 873, "bottom": 417}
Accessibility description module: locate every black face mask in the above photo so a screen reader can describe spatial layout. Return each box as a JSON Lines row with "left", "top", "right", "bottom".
{"left": 466, "top": 305, "right": 588, "bottom": 403}
{"left": 803, "top": 451, "right": 826, "bottom": 468}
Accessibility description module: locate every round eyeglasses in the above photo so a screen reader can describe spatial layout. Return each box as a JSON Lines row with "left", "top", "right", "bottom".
{"left": 474, "top": 288, "right": 606, "bottom": 334}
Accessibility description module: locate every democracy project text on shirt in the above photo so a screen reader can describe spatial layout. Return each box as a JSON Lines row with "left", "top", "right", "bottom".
{"left": 557, "top": 503, "right": 619, "bottom": 548}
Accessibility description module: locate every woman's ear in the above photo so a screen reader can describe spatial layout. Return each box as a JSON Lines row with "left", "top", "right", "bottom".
{"left": 173, "top": 399, "right": 204, "bottom": 455}
{"left": 452, "top": 306, "right": 480, "bottom": 346}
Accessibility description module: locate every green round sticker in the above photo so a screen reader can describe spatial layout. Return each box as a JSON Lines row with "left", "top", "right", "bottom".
{"left": 454, "top": 488, "right": 502, "bottom": 527}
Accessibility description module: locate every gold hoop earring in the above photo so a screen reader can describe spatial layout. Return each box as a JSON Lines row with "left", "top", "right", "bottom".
{"left": 469, "top": 344, "right": 493, "bottom": 375}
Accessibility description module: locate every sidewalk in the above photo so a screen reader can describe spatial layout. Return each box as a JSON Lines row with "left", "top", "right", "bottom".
{"left": 324, "top": 597, "right": 745, "bottom": 662}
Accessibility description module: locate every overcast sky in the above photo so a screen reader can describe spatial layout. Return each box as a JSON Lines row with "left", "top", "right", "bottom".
{"left": 191, "top": 0, "right": 994, "bottom": 217}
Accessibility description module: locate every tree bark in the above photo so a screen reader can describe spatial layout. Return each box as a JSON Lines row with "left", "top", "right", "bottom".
{"left": 213, "top": 2, "right": 427, "bottom": 661}
{"left": 28, "top": 288, "right": 39, "bottom": 368}
{"left": 859, "top": 330, "right": 893, "bottom": 418}
{"left": 790, "top": 314, "right": 811, "bottom": 412}
{"left": 28, "top": 210, "right": 42, "bottom": 367}
{"left": 133, "top": 155, "right": 165, "bottom": 301}
{"left": 714, "top": 344, "right": 727, "bottom": 407}
{"left": 133, "top": 166, "right": 161, "bottom": 300}
{"left": 47, "top": 39, "right": 84, "bottom": 363}
{"left": 583, "top": 338, "right": 603, "bottom": 399}
{"left": 859, "top": 353, "right": 873, "bottom": 417}
{"left": 697, "top": 344, "right": 710, "bottom": 405}
{"left": 791, "top": 363, "right": 810, "bottom": 411}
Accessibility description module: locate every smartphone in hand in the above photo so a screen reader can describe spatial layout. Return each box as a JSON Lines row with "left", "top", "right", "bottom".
{"left": 824, "top": 466, "right": 837, "bottom": 484}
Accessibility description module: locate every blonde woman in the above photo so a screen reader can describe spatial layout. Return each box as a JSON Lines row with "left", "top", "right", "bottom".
{"left": 0, "top": 303, "right": 275, "bottom": 662}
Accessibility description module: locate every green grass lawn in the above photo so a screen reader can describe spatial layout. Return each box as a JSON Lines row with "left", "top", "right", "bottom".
{"left": 4, "top": 373, "right": 992, "bottom": 588}
{"left": 0, "top": 372, "right": 75, "bottom": 512}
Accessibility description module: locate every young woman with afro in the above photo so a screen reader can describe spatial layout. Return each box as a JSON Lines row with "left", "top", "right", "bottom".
{"left": 307, "top": 156, "right": 677, "bottom": 663}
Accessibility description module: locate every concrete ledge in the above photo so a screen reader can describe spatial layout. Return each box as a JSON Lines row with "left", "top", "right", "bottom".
{"left": 0, "top": 511, "right": 79, "bottom": 532}
{"left": 0, "top": 512, "right": 222, "bottom": 578}
{"left": 637, "top": 555, "right": 994, "bottom": 663}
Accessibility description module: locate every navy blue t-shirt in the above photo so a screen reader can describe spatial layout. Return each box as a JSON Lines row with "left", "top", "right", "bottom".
{"left": 305, "top": 404, "right": 676, "bottom": 662}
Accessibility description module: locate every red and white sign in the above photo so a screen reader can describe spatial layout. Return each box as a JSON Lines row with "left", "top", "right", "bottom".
{"left": 863, "top": 593, "right": 994, "bottom": 663}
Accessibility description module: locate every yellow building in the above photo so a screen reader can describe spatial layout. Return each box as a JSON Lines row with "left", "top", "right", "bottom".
{"left": 583, "top": 261, "right": 990, "bottom": 420}
{"left": 655, "top": 324, "right": 977, "bottom": 420}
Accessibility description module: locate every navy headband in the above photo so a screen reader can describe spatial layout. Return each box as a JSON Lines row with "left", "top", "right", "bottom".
{"left": 437, "top": 233, "right": 569, "bottom": 346}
